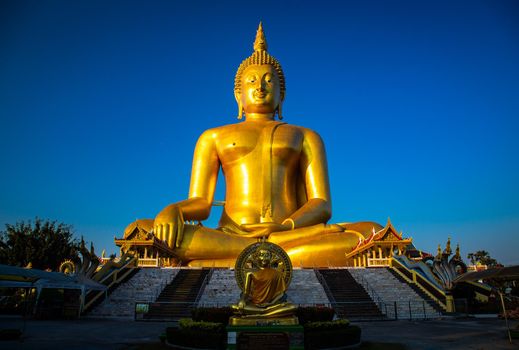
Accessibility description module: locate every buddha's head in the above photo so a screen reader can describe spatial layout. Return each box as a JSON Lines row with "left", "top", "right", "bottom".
{"left": 257, "top": 248, "right": 272, "bottom": 268}
{"left": 234, "top": 23, "right": 286, "bottom": 119}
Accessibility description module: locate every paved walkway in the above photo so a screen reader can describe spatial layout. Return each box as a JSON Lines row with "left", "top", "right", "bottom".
{"left": 1, "top": 316, "right": 517, "bottom": 349}
{"left": 357, "top": 317, "right": 518, "bottom": 349}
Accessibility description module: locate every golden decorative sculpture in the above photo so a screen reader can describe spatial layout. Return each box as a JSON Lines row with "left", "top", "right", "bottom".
{"left": 230, "top": 241, "right": 297, "bottom": 325}
{"left": 59, "top": 259, "right": 76, "bottom": 275}
{"left": 124, "top": 23, "right": 378, "bottom": 267}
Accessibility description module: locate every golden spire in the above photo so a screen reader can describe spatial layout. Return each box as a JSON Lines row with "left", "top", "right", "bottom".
{"left": 445, "top": 237, "right": 452, "bottom": 255}
{"left": 253, "top": 22, "right": 268, "bottom": 52}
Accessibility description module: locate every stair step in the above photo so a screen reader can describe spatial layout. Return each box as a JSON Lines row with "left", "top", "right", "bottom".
{"left": 144, "top": 268, "right": 210, "bottom": 320}
{"left": 318, "top": 269, "right": 384, "bottom": 320}
{"left": 348, "top": 267, "right": 442, "bottom": 319}
{"left": 88, "top": 268, "right": 180, "bottom": 318}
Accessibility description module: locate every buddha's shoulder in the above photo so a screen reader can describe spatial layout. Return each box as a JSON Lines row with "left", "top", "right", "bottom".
{"left": 196, "top": 122, "right": 321, "bottom": 139}
{"left": 283, "top": 123, "right": 318, "bottom": 132}
{"left": 281, "top": 123, "right": 323, "bottom": 138}
{"left": 196, "top": 124, "right": 235, "bottom": 140}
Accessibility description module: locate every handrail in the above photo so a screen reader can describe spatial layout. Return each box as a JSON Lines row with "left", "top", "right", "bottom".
{"left": 313, "top": 269, "right": 337, "bottom": 305}
{"left": 83, "top": 256, "right": 139, "bottom": 312}
{"left": 367, "top": 258, "right": 392, "bottom": 267}
{"left": 154, "top": 280, "right": 166, "bottom": 301}
{"left": 391, "top": 257, "right": 447, "bottom": 310}
{"left": 194, "top": 269, "right": 213, "bottom": 305}
{"left": 137, "top": 258, "right": 159, "bottom": 267}
{"left": 134, "top": 300, "right": 440, "bottom": 321}
{"left": 353, "top": 271, "right": 385, "bottom": 308}
{"left": 97, "top": 256, "right": 138, "bottom": 285}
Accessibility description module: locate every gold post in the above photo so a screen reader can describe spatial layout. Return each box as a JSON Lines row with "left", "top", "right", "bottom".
{"left": 499, "top": 291, "right": 512, "bottom": 344}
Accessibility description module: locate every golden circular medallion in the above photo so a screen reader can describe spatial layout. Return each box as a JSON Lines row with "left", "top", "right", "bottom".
{"left": 59, "top": 259, "right": 76, "bottom": 275}
{"left": 234, "top": 241, "right": 292, "bottom": 291}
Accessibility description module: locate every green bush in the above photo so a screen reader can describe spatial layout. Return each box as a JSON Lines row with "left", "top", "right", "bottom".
{"left": 304, "top": 318, "right": 350, "bottom": 330}
{"left": 191, "top": 306, "right": 233, "bottom": 324}
{"left": 304, "top": 324, "right": 362, "bottom": 350}
{"left": 296, "top": 306, "right": 335, "bottom": 324}
{"left": 178, "top": 318, "right": 225, "bottom": 333}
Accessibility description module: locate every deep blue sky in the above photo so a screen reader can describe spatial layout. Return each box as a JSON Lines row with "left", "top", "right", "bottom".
{"left": 1, "top": 0, "right": 518, "bottom": 265}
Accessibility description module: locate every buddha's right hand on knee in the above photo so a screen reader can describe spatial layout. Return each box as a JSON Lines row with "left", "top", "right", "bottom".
{"left": 154, "top": 204, "right": 184, "bottom": 248}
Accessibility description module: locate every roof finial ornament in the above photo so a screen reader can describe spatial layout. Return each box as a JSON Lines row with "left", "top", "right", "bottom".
{"left": 253, "top": 21, "right": 268, "bottom": 52}
{"left": 455, "top": 243, "right": 461, "bottom": 259}
{"left": 445, "top": 237, "right": 452, "bottom": 255}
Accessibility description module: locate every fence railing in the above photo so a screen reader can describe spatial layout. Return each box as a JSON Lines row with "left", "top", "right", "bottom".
{"left": 134, "top": 300, "right": 442, "bottom": 321}
{"left": 367, "top": 258, "right": 392, "bottom": 267}
{"left": 194, "top": 269, "right": 213, "bottom": 304}
{"left": 137, "top": 258, "right": 160, "bottom": 267}
{"left": 83, "top": 256, "right": 138, "bottom": 311}
{"left": 391, "top": 257, "right": 448, "bottom": 311}
{"left": 352, "top": 273, "right": 385, "bottom": 307}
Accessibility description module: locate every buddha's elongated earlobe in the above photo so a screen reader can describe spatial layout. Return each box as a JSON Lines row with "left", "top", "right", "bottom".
{"left": 237, "top": 100, "right": 243, "bottom": 120}
{"left": 277, "top": 102, "right": 283, "bottom": 120}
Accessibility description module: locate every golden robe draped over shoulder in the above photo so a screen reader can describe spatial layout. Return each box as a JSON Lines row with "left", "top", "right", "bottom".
{"left": 249, "top": 268, "right": 286, "bottom": 306}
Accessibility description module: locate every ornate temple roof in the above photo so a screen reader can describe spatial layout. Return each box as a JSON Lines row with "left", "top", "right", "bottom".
{"left": 345, "top": 218, "right": 412, "bottom": 258}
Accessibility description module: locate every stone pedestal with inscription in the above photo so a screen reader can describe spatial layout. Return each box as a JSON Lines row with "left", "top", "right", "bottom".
{"left": 227, "top": 324, "right": 304, "bottom": 350}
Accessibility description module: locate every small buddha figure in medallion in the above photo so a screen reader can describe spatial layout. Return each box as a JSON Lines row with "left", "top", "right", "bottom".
{"left": 230, "top": 241, "right": 297, "bottom": 324}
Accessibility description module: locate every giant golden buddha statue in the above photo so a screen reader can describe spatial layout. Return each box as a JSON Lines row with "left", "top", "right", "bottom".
{"left": 124, "top": 23, "right": 378, "bottom": 267}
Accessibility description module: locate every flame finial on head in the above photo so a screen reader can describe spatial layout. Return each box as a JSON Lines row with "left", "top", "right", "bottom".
{"left": 253, "top": 22, "right": 268, "bottom": 52}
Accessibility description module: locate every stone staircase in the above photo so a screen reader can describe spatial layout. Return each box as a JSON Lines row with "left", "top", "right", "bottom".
{"left": 198, "top": 268, "right": 240, "bottom": 306}
{"left": 84, "top": 267, "right": 140, "bottom": 313}
{"left": 318, "top": 269, "right": 384, "bottom": 320}
{"left": 349, "top": 267, "right": 441, "bottom": 319}
{"left": 86, "top": 267, "right": 440, "bottom": 320}
{"left": 288, "top": 269, "right": 330, "bottom": 306}
{"left": 144, "top": 268, "right": 210, "bottom": 320}
{"left": 87, "top": 268, "right": 178, "bottom": 319}
{"left": 198, "top": 268, "right": 330, "bottom": 307}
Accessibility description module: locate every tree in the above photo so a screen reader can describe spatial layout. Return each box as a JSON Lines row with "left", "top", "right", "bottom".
{"left": 0, "top": 218, "right": 79, "bottom": 270}
{"left": 467, "top": 250, "right": 500, "bottom": 267}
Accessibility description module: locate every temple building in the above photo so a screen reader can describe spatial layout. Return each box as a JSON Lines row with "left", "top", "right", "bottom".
{"left": 344, "top": 219, "right": 415, "bottom": 267}
{"left": 114, "top": 221, "right": 177, "bottom": 267}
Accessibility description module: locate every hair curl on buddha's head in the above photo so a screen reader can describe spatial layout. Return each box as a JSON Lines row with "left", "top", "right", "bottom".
{"left": 234, "top": 22, "right": 286, "bottom": 119}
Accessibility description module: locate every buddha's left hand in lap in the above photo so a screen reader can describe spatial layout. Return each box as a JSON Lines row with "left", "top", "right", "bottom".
{"left": 240, "top": 222, "right": 292, "bottom": 238}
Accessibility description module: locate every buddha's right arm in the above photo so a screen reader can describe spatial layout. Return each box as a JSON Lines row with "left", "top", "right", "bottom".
{"left": 154, "top": 129, "right": 220, "bottom": 248}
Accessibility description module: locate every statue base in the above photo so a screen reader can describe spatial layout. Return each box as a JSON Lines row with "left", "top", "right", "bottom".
{"left": 229, "top": 315, "right": 299, "bottom": 326}
{"left": 227, "top": 323, "right": 304, "bottom": 350}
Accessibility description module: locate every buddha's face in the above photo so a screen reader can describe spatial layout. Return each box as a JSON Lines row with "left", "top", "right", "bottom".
{"left": 239, "top": 64, "right": 281, "bottom": 115}
{"left": 257, "top": 249, "right": 272, "bottom": 267}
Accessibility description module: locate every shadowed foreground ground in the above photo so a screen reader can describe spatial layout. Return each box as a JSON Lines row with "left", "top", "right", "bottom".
{"left": 1, "top": 316, "right": 517, "bottom": 349}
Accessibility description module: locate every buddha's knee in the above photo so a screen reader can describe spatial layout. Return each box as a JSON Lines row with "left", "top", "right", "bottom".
{"left": 338, "top": 221, "right": 383, "bottom": 239}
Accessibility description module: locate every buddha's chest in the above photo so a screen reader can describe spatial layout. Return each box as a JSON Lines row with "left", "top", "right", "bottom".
{"left": 216, "top": 125, "right": 303, "bottom": 165}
